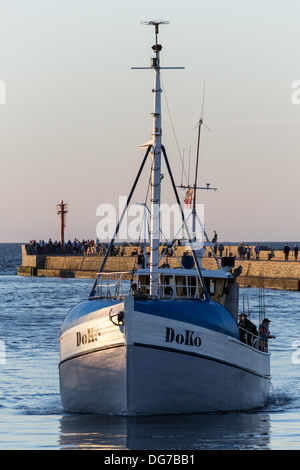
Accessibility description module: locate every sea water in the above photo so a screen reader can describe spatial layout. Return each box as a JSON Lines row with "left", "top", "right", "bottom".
{"left": 0, "top": 243, "right": 300, "bottom": 450}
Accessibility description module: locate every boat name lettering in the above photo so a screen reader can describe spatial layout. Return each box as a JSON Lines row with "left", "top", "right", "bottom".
{"left": 76, "top": 327, "right": 101, "bottom": 347}
{"left": 165, "top": 327, "right": 201, "bottom": 348}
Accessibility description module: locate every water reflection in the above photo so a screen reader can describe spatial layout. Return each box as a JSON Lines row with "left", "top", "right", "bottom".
{"left": 59, "top": 412, "right": 271, "bottom": 450}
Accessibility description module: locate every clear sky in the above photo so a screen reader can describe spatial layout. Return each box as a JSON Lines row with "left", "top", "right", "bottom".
{"left": 1, "top": 0, "right": 300, "bottom": 243}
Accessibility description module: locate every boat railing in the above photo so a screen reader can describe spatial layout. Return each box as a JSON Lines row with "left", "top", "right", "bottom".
{"left": 93, "top": 271, "right": 203, "bottom": 300}
{"left": 94, "top": 272, "right": 132, "bottom": 299}
{"left": 140, "top": 275, "right": 202, "bottom": 300}
{"left": 238, "top": 326, "right": 268, "bottom": 352}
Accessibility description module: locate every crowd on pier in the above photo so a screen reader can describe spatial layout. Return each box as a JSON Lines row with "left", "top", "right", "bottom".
{"left": 237, "top": 242, "right": 261, "bottom": 260}
{"left": 237, "top": 241, "right": 299, "bottom": 261}
{"left": 28, "top": 238, "right": 114, "bottom": 256}
{"left": 27, "top": 238, "right": 300, "bottom": 262}
{"left": 27, "top": 238, "right": 142, "bottom": 256}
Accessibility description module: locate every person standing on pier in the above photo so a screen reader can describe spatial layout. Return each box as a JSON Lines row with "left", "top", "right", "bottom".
{"left": 284, "top": 243, "right": 290, "bottom": 261}
{"left": 238, "top": 242, "right": 245, "bottom": 259}
{"left": 294, "top": 245, "right": 299, "bottom": 260}
{"left": 255, "top": 243, "right": 260, "bottom": 260}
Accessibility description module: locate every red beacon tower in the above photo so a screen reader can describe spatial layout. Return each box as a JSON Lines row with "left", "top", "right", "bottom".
{"left": 56, "top": 200, "right": 68, "bottom": 253}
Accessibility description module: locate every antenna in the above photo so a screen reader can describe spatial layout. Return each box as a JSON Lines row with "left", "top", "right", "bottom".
{"left": 191, "top": 85, "right": 215, "bottom": 235}
{"left": 193, "top": 83, "right": 210, "bottom": 208}
{"left": 188, "top": 147, "right": 191, "bottom": 186}
{"left": 177, "top": 84, "right": 216, "bottom": 193}
{"left": 141, "top": 20, "right": 170, "bottom": 29}
{"left": 132, "top": 21, "right": 184, "bottom": 71}
{"left": 193, "top": 82, "right": 212, "bottom": 132}
{"left": 181, "top": 149, "right": 185, "bottom": 186}
{"left": 141, "top": 21, "right": 169, "bottom": 63}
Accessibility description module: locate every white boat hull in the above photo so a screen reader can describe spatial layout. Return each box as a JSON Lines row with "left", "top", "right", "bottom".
{"left": 59, "top": 296, "right": 270, "bottom": 415}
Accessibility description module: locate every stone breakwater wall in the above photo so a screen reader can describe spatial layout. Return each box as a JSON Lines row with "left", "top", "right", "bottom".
{"left": 17, "top": 244, "right": 300, "bottom": 290}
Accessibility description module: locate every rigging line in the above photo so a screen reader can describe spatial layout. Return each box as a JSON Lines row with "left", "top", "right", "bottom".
{"left": 89, "top": 145, "right": 152, "bottom": 298}
{"left": 192, "top": 81, "right": 206, "bottom": 227}
{"left": 161, "top": 74, "right": 188, "bottom": 186}
{"left": 161, "top": 145, "right": 209, "bottom": 300}
{"left": 144, "top": 168, "right": 152, "bottom": 240}
{"left": 133, "top": 166, "right": 152, "bottom": 272}
{"left": 136, "top": 167, "right": 152, "bottom": 247}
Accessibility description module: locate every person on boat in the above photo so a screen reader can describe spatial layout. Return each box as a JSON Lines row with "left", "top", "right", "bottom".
{"left": 258, "top": 318, "right": 276, "bottom": 352}
{"left": 238, "top": 313, "right": 258, "bottom": 346}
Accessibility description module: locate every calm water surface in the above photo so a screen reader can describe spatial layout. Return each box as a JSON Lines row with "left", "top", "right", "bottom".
{"left": 0, "top": 243, "right": 300, "bottom": 450}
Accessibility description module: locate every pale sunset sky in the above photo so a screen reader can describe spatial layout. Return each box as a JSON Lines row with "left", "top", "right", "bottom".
{"left": 1, "top": 0, "right": 300, "bottom": 243}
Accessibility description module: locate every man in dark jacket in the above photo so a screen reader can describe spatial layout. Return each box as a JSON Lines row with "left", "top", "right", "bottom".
{"left": 238, "top": 313, "right": 258, "bottom": 346}
{"left": 284, "top": 243, "right": 291, "bottom": 260}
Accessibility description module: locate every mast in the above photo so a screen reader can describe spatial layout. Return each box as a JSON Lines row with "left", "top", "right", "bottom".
{"left": 179, "top": 84, "right": 216, "bottom": 246}
{"left": 149, "top": 22, "right": 163, "bottom": 297}
{"left": 192, "top": 119, "right": 202, "bottom": 239}
{"left": 192, "top": 83, "right": 207, "bottom": 239}
{"left": 135, "top": 21, "right": 184, "bottom": 297}
{"left": 90, "top": 21, "right": 184, "bottom": 299}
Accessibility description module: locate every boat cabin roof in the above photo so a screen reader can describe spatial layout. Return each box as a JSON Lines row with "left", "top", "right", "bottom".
{"left": 136, "top": 267, "right": 233, "bottom": 279}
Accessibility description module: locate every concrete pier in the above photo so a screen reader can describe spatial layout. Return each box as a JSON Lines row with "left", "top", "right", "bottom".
{"left": 17, "top": 244, "right": 300, "bottom": 291}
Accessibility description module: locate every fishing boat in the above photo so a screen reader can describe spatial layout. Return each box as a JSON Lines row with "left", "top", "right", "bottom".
{"left": 59, "top": 21, "right": 271, "bottom": 415}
